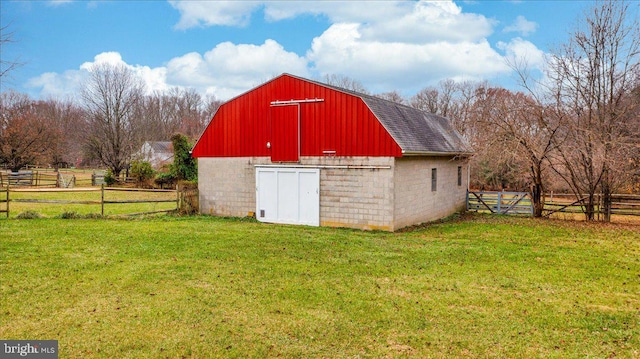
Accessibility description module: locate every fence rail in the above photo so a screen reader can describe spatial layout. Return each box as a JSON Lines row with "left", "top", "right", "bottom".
{"left": 467, "top": 191, "right": 640, "bottom": 219}
{"left": 467, "top": 191, "right": 533, "bottom": 215}
{"left": 1, "top": 186, "right": 180, "bottom": 218}
{"left": 0, "top": 187, "right": 7, "bottom": 218}
{"left": 544, "top": 193, "right": 640, "bottom": 217}
{"left": 0, "top": 171, "right": 79, "bottom": 188}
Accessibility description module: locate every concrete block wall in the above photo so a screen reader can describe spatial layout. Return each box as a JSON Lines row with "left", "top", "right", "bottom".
{"left": 198, "top": 156, "right": 466, "bottom": 231}
{"left": 305, "top": 157, "right": 395, "bottom": 231}
{"left": 393, "top": 156, "right": 468, "bottom": 229}
{"left": 198, "top": 156, "right": 396, "bottom": 230}
{"left": 198, "top": 157, "right": 269, "bottom": 217}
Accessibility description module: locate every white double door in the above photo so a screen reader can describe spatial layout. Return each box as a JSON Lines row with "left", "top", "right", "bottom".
{"left": 256, "top": 167, "right": 320, "bottom": 226}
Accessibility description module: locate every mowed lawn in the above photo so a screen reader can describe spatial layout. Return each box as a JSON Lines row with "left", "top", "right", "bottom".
{"left": 1, "top": 215, "right": 638, "bottom": 358}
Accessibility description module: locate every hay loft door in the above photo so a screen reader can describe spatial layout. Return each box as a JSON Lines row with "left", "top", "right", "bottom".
{"left": 270, "top": 104, "right": 299, "bottom": 162}
{"left": 256, "top": 167, "right": 320, "bottom": 226}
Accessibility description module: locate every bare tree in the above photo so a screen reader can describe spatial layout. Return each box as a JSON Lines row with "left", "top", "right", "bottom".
{"left": 374, "top": 90, "right": 406, "bottom": 104}
{"left": 0, "top": 23, "right": 23, "bottom": 81}
{"left": 197, "top": 94, "right": 223, "bottom": 139}
{"left": 628, "top": 78, "right": 640, "bottom": 192}
{"left": 547, "top": 0, "right": 640, "bottom": 220}
{"left": 410, "top": 79, "right": 458, "bottom": 117}
{"left": 134, "top": 88, "right": 221, "bottom": 144}
{"left": 37, "top": 99, "right": 87, "bottom": 169}
{"left": 81, "top": 63, "right": 145, "bottom": 177}
{"left": 322, "top": 74, "right": 370, "bottom": 94}
{"left": 175, "top": 88, "right": 207, "bottom": 140}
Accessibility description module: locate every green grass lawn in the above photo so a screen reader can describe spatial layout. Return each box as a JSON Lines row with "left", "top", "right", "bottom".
{"left": 1, "top": 215, "right": 638, "bottom": 358}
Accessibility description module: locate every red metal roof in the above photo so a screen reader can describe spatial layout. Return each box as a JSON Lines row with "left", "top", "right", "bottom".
{"left": 192, "top": 74, "right": 403, "bottom": 158}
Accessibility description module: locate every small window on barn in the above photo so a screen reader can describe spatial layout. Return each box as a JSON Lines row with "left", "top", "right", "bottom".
{"left": 457, "top": 166, "right": 462, "bottom": 186}
{"left": 431, "top": 168, "right": 437, "bottom": 192}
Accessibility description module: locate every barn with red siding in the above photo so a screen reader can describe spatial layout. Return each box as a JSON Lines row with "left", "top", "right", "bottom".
{"left": 192, "top": 73, "right": 470, "bottom": 231}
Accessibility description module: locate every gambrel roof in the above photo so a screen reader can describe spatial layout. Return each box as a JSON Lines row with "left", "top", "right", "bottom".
{"left": 291, "top": 74, "right": 470, "bottom": 156}
{"left": 192, "top": 73, "right": 470, "bottom": 158}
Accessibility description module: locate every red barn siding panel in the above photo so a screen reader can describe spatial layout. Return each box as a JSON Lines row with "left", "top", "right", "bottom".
{"left": 271, "top": 105, "right": 299, "bottom": 162}
{"left": 192, "top": 74, "right": 402, "bottom": 158}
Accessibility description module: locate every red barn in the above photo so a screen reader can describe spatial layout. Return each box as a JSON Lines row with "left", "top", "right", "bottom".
{"left": 192, "top": 73, "right": 470, "bottom": 231}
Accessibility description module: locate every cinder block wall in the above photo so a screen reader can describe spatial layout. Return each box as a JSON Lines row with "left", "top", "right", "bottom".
{"left": 393, "top": 156, "right": 468, "bottom": 229}
{"left": 304, "top": 157, "right": 395, "bottom": 231}
{"left": 198, "top": 157, "right": 269, "bottom": 217}
{"left": 198, "top": 156, "right": 395, "bottom": 230}
{"left": 198, "top": 156, "right": 466, "bottom": 231}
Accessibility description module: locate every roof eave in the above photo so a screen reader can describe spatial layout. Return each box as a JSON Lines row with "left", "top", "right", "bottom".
{"left": 401, "top": 150, "right": 474, "bottom": 157}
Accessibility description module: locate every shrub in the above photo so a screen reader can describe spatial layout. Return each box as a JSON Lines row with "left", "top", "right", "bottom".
{"left": 15, "top": 211, "right": 43, "bottom": 219}
{"left": 130, "top": 160, "right": 155, "bottom": 186}
{"left": 155, "top": 171, "right": 176, "bottom": 189}
{"left": 57, "top": 211, "right": 80, "bottom": 219}
{"left": 170, "top": 133, "right": 197, "bottom": 182}
{"left": 104, "top": 169, "right": 117, "bottom": 186}
{"left": 177, "top": 181, "right": 199, "bottom": 215}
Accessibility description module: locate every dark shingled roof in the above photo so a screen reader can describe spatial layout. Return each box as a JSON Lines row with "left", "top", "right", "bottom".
{"left": 292, "top": 74, "right": 470, "bottom": 155}
{"left": 360, "top": 96, "right": 469, "bottom": 155}
{"left": 148, "top": 141, "right": 172, "bottom": 153}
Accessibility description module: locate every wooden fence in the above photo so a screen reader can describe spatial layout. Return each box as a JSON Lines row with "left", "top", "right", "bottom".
{"left": 467, "top": 191, "right": 533, "bottom": 215}
{"left": 467, "top": 191, "right": 640, "bottom": 219}
{"left": 0, "top": 187, "right": 7, "bottom": 218}
{"left": 0, "top": 171, "right": 72, "bottom": 188}
{"left": 544, "top": 193, "right": 640, "bottom": 218}
{"left": 0, "top": 186, "right": 181, "bottom": 218}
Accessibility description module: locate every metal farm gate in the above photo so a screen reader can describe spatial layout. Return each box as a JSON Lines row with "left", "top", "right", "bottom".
{"left": 467, "top": 191, "right": 533, "bottom": 215}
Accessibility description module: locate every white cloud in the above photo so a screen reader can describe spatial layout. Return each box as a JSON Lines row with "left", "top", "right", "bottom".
{"left": 27, "top": 70, "right": 88, "bottom": 100}
{"left": 168, "top": 0, "right": 261, "bottom": 28}
{"left": 307, "top": 22, "right": 510, "bottom": 94}
{"left": 28, "top": 52, "right": 170, "bottom": 99}
{"left": 79, "top": 51, "right": 126, "bottom": 70}
{"left": 497, "top": 37, "right": 545, "bottom": 69}
{"left": 168, "top": 0, "right": 523, "bottom": 94}
{"left": 27, "top": 41, "right": 308, "bottom": 101}
{"left": 358, "top": 1, "right": 495, "bottom": 44}
{"left": 166, "top": 39, "right": 309, "bottom": 99}
{"left": 503, "top": 15, "right": 538, "bottom": 36}
{"left": 172, "top": 1, "right": 494, "bottom": 42}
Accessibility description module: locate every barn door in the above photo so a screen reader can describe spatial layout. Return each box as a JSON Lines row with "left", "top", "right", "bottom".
{"left": 270, "top": 105, "right": 299, "bottom": 162}
{"left": 256, "top": 167, "right": 319, "bottom": 226}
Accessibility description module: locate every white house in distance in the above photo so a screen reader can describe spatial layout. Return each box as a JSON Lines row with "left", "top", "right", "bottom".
{"left": 191, "top": 74, "right": 471, "bottom": 231}
{"left": 135, "top": 141, "right": 173, "bottom": 169}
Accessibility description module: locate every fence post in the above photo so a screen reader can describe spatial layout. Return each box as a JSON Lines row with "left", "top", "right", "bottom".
{"left": 101, "top": 184, "right": 105, "bottom": 216}
{"left": 6, "top": 182, "right": 10, "bottom": 218}
{"left": 497, "top": 192, "right": 502, "bottom": 214}
{"left": 466, "top": 189, "right": 469, "bottom": 211}
{"left": 176, "top": 184, "right": 181, "bottom": 212}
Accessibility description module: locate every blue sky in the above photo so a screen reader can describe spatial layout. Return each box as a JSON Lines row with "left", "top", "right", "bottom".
{"left": 1, "top": 1, "right": 595, "bottom": 101}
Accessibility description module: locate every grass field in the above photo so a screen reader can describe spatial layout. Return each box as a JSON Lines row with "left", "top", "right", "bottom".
{"left": 1, "top": 214, "right": 638, "bottom": 358}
